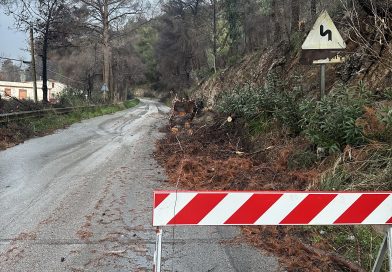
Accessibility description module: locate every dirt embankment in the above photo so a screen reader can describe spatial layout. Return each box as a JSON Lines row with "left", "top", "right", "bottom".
{"left": 155, "top": 112, "right": 368, "bottom": 272}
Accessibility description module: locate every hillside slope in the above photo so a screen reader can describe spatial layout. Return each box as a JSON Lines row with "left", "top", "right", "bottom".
{"left": 160, "top": 11, "right": 392, "bottom": 272}
{"left": 192, "top": 29, "right": 392, "bottom": 107}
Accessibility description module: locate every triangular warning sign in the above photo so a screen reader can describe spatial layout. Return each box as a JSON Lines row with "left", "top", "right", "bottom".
{"left": 302, "top": 10, "right": 346, "bottom": 50}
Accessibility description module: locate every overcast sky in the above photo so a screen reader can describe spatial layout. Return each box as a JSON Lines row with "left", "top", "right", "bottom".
{"left": 0, "top": 12, "right": 29, "bottom": 61}
{"left": 0, "top": 1, "right": 161, "bottom": 63}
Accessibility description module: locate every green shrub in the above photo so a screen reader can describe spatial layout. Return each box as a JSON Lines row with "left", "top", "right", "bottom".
{"left": 216, "top": 82, "right": 303, "bottom": 134}
{"left": 384, "top": 87, "right": 392, "bottom": 100}
{"left": 380, "top": 106, "right": 392, "bottom": 129}
{"left": 247, "top": 115, "right": 271, "bottom": 136}
{"left": 300, "top": 85, "right": 369, "bottom": 152}
{"left": 124, "top": 99, "right": 140, "bottom": 109}
{"left": 216, "top": 82, "right": 372, "bottom": 151}
{"left": 58, "top": 87, "right": 86, "bottom": 107}
{"left": 272, "top": 89, "right": 303, "bottom": 134}
{"left": 216, "top": 85, "right": 270, "bottom": 119}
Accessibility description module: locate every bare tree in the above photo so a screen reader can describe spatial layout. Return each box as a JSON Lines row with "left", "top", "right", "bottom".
{"left": 6, "top": 0, "right": 72, "bottom": 103}
{"left": 271, "top": 0, "right": 281, "bottom": 43}
{"left": 310, "top": 0, "right": 316, "bottom": 20}
{"left": 211, "top": 0, "right": 217, "bottom": 72}
{"left": 0, "top": 60, "right": 22, "bottom": 82}
{"left": 340, "top": 0, "right": 392, "bottom": 70}
{"left": 155, "top": 0, "right": 212, "bottom": 90}
{"left": 78, "top": 0, "right": 145, "bottom": 101}
{"left": 291, "top": 0, "right": 299, "bottom": 33}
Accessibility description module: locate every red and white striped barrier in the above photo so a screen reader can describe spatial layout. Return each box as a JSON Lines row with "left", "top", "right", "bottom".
{"left": 153, "top": 191, "right": 392, "bottom": 226}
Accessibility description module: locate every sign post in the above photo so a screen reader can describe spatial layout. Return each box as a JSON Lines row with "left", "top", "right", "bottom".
{"left": 301, "top": 10, "right": 346, "bottom": 99}
{"left": 101, "top": 84, "right": 109, "bottom": 103}
{"left": 320, "top": 64, "right": 326, "bottom": 97}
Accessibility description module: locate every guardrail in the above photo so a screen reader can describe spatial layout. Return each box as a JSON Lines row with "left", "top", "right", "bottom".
{"left": 0, "top": 105, "right": 100, "bottom": 123}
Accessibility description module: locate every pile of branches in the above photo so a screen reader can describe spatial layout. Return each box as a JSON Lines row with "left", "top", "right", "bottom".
{"left": 155, "top": 111, "right": 374, "bottom": 271}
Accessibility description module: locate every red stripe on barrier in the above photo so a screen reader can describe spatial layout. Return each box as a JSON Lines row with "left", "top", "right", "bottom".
{"left": 387, "top": 216, "right": 392, "bottom": 224}
{"left": 167, "top": 193, "right": 227, "bottom": 225}
{"left": 334, "top": 194, "right": 389, "bottom": 224}
{"left": 154, "top": 193, "right": 170, "bottom": 208}
{"left": 224, "top": 194, "right": 283, "bottom": 224}
{"left": 280, "top": 194, "right": 337, "bottom": 224}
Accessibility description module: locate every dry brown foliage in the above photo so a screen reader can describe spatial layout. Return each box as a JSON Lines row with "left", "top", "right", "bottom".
{"left": 154, "top": 114, "right": 362, "bottom": 271}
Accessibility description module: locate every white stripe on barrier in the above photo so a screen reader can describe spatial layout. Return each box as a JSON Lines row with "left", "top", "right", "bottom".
{"left": 153, "top": 192, "right": 197, "bottom": 226}
{"left": 309, "top": 193, "right": 361, "bottom": 225}
{"left": 198, "top": 193, "right": 253, "bottom": 225}
{"left": 255, "top": 193, "right": 307, "bottom": 225}
{"left": 363, "top": 194, "right": 392, "bottom": 224}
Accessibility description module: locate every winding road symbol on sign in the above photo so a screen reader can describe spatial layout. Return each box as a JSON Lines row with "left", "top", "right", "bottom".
{"left": 320, "top": 25, "right": 332, "bottom": 41}
{"left": 302, "top": 10, "right": 346, "bottom": 50}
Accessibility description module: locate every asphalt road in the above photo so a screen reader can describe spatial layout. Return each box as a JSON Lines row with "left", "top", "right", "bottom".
{"left": 0, "top": 99, "right": 280, "bottom": 272}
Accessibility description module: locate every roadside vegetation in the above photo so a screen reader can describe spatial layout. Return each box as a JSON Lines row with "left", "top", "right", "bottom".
{"left": 156, "top": 75, "right": 392, "bottom": 270}
{"left": 145, "top": 0, "right": 392, "bottom": 269}
{"left": 0, "top": 98, "right": 139, "bottom": 150}
{"left": 29, "top": 100, "right": 139, "bottom": 134}
{"left": 2, "top": 0, "right": 392, "bottom": 270}
{"left": 215, "top": 78, "right": 392, "bottom": 270}
{"left": 157, "top": 74, "right": 392, "bottom": 271}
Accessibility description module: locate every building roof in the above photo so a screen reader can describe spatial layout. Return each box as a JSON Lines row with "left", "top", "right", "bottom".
{"left": 0, "top": 80, "right": 66, "bottom": 89}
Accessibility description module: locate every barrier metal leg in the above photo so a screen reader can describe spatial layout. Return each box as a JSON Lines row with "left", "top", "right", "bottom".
{"left": 388, "top": 228, "right": 392, "bottom": 271}
{"left": 153, "top": 227, "right": 163, "bottom": 272}
{"left": 372, "top": 228, "right": 392, "bottom": 272}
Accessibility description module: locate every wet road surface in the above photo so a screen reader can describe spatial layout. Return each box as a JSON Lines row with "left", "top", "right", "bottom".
{"left": 0, "top": 99, "right": 280, "bottom": 272}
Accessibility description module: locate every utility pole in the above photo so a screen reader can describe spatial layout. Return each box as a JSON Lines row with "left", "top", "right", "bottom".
{"left": 30, "top": 26, "right": 38, "bottom": 102}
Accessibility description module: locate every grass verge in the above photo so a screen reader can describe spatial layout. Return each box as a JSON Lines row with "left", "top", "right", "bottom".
{"left": 0, "top": 99, "right": 140, "bottom": 149}
{"left": 31, "top": 99, "right": 140, "bottom": 134}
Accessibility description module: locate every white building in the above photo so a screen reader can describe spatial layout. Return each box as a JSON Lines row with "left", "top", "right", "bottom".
{"left": 0, "top": 80, "right": 67, "bottom": 102}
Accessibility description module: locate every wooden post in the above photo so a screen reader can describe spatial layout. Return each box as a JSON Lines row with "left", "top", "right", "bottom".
{"left": 30, "top": 26, "right": 38, "bottom": 102}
